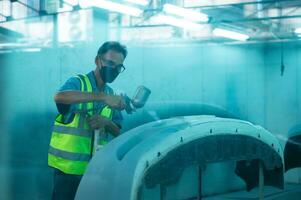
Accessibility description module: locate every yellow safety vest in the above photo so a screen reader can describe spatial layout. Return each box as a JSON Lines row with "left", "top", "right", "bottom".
{"left": 48, "top": 74, "right": 113, "bottom": 175}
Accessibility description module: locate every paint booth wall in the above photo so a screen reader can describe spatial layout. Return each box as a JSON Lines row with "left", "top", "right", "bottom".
{"left": 264, "top": 42, "right": 301, "bottom": 184}
{"left": 0, "top": 41, "right": 299, "bottom": 199}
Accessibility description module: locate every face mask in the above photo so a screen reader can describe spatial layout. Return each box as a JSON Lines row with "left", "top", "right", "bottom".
{"left": 99, "top": 66, "right": 119, "bottom": 83}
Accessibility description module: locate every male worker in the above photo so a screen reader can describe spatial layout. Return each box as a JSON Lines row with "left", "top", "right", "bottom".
{"left": 48, "top": 41, "right": 127, "bottom": 200}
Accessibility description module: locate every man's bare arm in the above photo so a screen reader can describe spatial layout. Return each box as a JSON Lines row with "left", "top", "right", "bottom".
{"left": 54, "top": 91, "right": 126, "bottom": 110}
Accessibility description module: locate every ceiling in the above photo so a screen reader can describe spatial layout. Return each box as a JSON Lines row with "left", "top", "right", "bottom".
{"left": 0, "top": 0, "right": 301, "bottom": 48}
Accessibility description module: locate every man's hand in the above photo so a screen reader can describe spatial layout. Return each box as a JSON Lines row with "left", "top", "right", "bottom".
{"left": 103, "top": 94, "right": 126, "bottom": 110}
{"left": 87, "top": 115, "right": 109, "bottom": 130}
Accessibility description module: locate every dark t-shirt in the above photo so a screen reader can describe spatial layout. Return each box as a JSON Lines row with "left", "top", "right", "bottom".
{"left": 56, "top": 71, "right": 123, "bottom": 128}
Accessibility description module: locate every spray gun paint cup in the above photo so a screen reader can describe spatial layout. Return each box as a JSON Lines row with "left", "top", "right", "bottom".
{"left": 131, "top": 86, "right": 151, "bottom": 109}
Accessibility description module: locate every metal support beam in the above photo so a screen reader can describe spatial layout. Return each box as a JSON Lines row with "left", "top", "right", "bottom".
{"left": 52, "top": 13, "right": 58, "bottom": 48}
{"left": 216, "top": 14, "right": 301, "bottom": 24}
{"left": 0, "top": 13, "right": 7, "bottom": 18}
{"left": 197, "top": 165, "right": 202, "bottom": 200}
{"left": 16, "top": 0, "right": 40, "bottom": 14}
{"left": 184, "top": 0, "right": 301, "bottom": 9}
{"left": 0, "top": 27, "right": 23, "bottom": 38}
{"left": 160, "top": 184, "right": 166, "bottom": 200}
{"left": 60, "top": 0, "right": 76, "bottom": 7}
{"left": 259, "top": 161, "right": 265, "bottom": 200}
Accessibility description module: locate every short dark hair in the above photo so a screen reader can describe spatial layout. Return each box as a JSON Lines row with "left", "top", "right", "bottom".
{"left": 97, "top": 41, "right": 127, "bottom": 59}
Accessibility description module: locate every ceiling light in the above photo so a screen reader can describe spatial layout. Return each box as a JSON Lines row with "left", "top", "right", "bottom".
{"left": 79, "top": 0, "right": 143, "bottom": 17}
{"left": 21, "top": 48, "right": 42, "bottom": 52}
{"left": 163, "top": 3, "right": 208, "bottom": 22}
{"left": 124, "top": 0, "right": 148, "bottom": 6}
{"left": 213, "top": 28, "right": 249, "bottom": 41}
{"left": 0, "top": 43, "right": 27, "bottom": 47}
{"left": 151, "top": 14, "right": 203, "bottom": 30}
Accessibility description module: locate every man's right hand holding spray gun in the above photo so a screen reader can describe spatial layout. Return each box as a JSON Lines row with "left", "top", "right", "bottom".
{"left": 90, "top": 86, "right": 151, "bottom": 154}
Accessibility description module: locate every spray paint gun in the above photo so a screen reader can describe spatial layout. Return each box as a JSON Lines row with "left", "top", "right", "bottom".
{"left": 93, "top": 86, "right": 151, "bottom": 155}
{"left": 122, "top": 86, "right": 151, "bottom": 114}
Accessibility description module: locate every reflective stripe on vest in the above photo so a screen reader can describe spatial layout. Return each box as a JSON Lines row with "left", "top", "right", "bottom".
{"left": 48, "top": 74, "right": 113, "bottom": 175}
{"left": 52, "top": 125, "right": 91, "bottom": 137}
{"left": 98, "top": 106, "right": 113, "bottom": 146}
{"left": 49, "top": 146, "right": 91, "bottom": 161}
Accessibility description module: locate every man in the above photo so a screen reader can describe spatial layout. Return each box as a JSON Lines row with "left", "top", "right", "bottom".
{"left": 48, "top": 41, "right": 127, "bottom": 200}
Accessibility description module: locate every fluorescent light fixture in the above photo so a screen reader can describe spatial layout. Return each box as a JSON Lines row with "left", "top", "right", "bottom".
{"left": 21, "top": 48, "right": 42, "bottom": 52}
{"left": 295, "top": 28, "right": 301, "bottom": 34}
{"left": 213, "top": 28, "right": 249, "bottom": 41}
{"left": 0, "top": 43, "right": 28, "bottom": 47}
{"left": 124, "top": 0, "right": 148, "bottom": 6}
{"left": 151, "top": 14, "right": 203, "bottom": 30}
{"left": 163, "top": 3, "right": 208, "bottom": 22}
{"left": 79, "top": 0, "right": 143, "bottom": 17}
